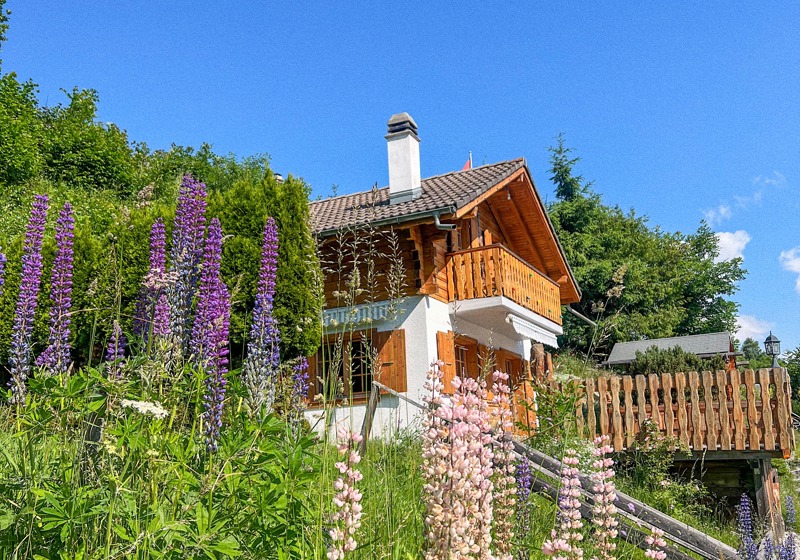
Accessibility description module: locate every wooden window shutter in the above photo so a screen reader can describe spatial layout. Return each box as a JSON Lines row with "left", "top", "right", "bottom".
{"left": 436, "top": 330, "right": 456, "bottom": 393}
{"left": 373, "top": 329, "right": 407, "bottom": 393}
{"left": 466, "top": 344, "right": 480, "bottom": 380}
{"left": 306, "top": 352, "right": 318, "bottom": 400}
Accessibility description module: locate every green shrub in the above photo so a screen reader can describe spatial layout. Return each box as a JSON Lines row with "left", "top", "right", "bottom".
{"left": 627, "top": 345, "right": 726, "bottom": 376}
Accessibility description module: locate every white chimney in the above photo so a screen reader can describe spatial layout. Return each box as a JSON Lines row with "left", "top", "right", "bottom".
{"left": 386, "top": 112, "right": 421, "bottom": 204}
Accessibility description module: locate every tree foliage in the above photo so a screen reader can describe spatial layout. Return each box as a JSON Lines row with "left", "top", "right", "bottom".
{"left": 547, "top": 136, "right": 746, "bottom": 357}
{"left": 0, "top": 18, "right": 322, "bottom": 366}
{"left": 741, "top": 337, "right": 764, "bottom": 361}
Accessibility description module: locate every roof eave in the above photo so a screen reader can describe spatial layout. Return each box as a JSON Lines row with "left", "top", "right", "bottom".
{"left": 313, "top": 205, "right": 458, "bottom": 237}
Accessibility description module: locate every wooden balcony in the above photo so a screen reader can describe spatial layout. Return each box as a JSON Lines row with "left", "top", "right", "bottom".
{"left": 572, "top": 368, "right": 795, "bottom": 458}
{"left": 445, "top": 244, "right": 562, "bottom": 325}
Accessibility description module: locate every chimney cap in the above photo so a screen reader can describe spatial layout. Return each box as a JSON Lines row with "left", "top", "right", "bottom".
{"left": 387, "top": 112, "right": 419, "bottom": 137}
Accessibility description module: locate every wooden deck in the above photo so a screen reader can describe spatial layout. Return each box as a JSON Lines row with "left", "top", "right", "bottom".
{"left": 445, "top": 244, "right": 562, "bottom": 325}
{"left": 572, "top": 368, "right": 795, "bottom": 457}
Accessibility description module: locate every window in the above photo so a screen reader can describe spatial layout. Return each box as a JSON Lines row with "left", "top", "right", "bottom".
{"left": 316, "top": 336, "right": 374, "bottom": 400}
{"left": 456, "top": 345, "right": 469, "bottom": 379}
{"left": 348, "top": 338, "right": 372, "bottom": 394}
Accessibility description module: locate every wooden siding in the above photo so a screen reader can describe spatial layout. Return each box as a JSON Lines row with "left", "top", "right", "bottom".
{"left": 319, "top": 233, "right": 419, "bottom": 309}
{"left": 446, "top": 244, "right": 563, "bottom": 325}
{"left": 572, "top": 369, "right": 794, "bottom": 457}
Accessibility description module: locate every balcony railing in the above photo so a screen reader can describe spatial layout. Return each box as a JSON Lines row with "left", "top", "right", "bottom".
{"left": 445, "top": 244, "right": 562, "bottom": 325}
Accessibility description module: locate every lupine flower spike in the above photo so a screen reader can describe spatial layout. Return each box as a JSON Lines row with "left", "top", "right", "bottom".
{"left": 492, "top": 370, "right": 516, "bottom": 560}
{"left": 590, "top": 435, "right": 618, "bottom": 560}
{"left": 169, "top": 174, "right": 207, "bottom": 353}
{"left": 152, "top": 293, "right": 171, "bottom": 338}
{"left": 9, "top": 194, "right": 49, "bottom": 403}
{"left": 421, "top": 364, "right": 494, "bottom": 559}
{"left": 516, "top": 455, "right": 533, "bottom": 536}
{"left": 542, "top": 449, "right": 584, "bottom": 560}
{"left": 191, "top": 219, "right": 231, "bottom": 452}
{"left": 242, "top": 217, "right": 280, "bottom": 418}
{"left": 781, "top": 495, "right": 797, "bottom": 560}
{"left": 37, "top": 202, "right": 75, "bottom": 375}
{"left": 736, "top": 494, "right": 758, "bottom": 560}
{"left": 0, "top": 249, "right": 6, "bottom": 298}
{"left": 327, "top": 425, "right": 363, "bottom": 560}
{"left": 106, "top": 320, "right": 127, "bottom": 379}
{"left": 289, "top": 358, "right": 309, "bottom": 439}
{"left": 644, "top": 528, "right": 667, "bottom": 560}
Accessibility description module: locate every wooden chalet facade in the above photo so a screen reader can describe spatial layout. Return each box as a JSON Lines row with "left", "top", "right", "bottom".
{"left": 305, "top": 113, "right": 580, "bottom": 435}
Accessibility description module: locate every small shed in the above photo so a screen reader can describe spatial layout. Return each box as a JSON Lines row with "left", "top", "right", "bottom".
{"left": 605, "top": 332, "right": 740, "bottom": 369}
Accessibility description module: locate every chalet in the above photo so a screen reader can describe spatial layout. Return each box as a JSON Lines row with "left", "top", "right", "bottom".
{"left": 305, "top": 112, "right": 581, "bottom": 436}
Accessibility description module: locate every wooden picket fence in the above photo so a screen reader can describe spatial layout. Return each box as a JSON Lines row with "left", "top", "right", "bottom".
{"left": 572, "top": 368, "right": 794, "bottom": 456}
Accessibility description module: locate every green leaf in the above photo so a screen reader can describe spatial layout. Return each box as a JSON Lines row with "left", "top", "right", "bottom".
{"left": 211, "top": 536, "right": 241, "bottom": 556}
{"left": 113, "top": 523, "right": 133, "bottom": 542}
{"left": 195, "top": 504, "right": 208, "bottom": 535}
{"left": 0, "top": 508, "right": 14, "bottom": 531}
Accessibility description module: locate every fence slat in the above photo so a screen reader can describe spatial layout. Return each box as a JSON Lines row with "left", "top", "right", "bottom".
{"left": 675, "top": 372, "right": 690, "bottom": 449}
{"left": 702, "top": 371, "right": 718, "bottom": 451}
{"left": 611, "top": 376, "right": 623, "bottom": 451}
{"left": 623, "top": 376, "right": 635, "bottom": 448}
{"left": 662, "top": 372, "right": 674, "bottom": 443}
{"left": 689, "top": 371, "right": 703, "bottom": 450}
{"left": 635, "top": 375, "right": 648, "bottom": 431}
{"left": 730, "top": 369, "right": 745, "bottom": 450}
{"left": 597, "top": 376, "right": 610, "bottom": 436}
{"left": 745, "top": 369, "right": 759, "bottom": 450}
{"left": 586, "top": 377, "right": 596, "bottom": 438}
{"left": 716, "top": 370, "right": 732, "bottom": 451}
{"left": 649, "top": 374, "right": 661, "bottom": 429}
{"left": 759, "top": 369, "right": 775, "bottom": 450}
{"left": 773, "top": 368, "right": 790, "bottom": 454}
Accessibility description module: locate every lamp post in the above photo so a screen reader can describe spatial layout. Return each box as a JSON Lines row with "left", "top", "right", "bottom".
{"left": 764, "top": 332, "right": 781, "bottom": 368}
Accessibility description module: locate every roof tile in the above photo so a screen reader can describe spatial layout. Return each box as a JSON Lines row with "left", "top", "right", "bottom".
{"left": 310, "top": 158, "right": 524, "bottom": 234}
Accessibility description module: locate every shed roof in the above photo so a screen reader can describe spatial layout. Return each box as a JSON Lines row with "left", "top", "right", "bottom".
{"left": 309, "top": 158, "right": 525, "bottom": 235}
{"left": 606, "top": 332, "right": 735, "bottom": 366}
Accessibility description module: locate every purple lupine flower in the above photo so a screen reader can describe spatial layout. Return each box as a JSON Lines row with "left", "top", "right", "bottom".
{"left": 152, "top": 293, "right": 171, "bottom": 337}
{"left": 169, "top": 175, "right": 207, "bottom": 353}
{"left": 9, "top": 194, "right": 49, "bottom": 403}
{"left": 106, "top": 320, "right": 127, "bottom": 379}
{"left": 764, "top": 537, "right": 775, "bottom": 560}
{"left": 787, "top": 495, "right": 796, "bottom": 527}
{"left": 779, "top": 534, "right": 796, "bottom": 560}
{"left": 242, "top": 217, "right": 280, "bottom": 418}
{"left": 148, "top": 217, "right": 166, "bottom": 278}
{"left": 36, "top": 202, "right": 75, "bottom": 375}
{"left": 0, "top": 250, "right": 7, "bottom": 298}
{"left": 136, "top": 218, "right": 173, "bottom": 339}
{"left": 516, "top": 455, "right": 533, "bottom": 535}
{"left": 289, "top": 357, "right": 309, "bottom": 438}
{"left": 736, "top": 494, "right": 758, "bottom": 560}
{"left": 190, "top": 219, "right": 230, "bottom": 452}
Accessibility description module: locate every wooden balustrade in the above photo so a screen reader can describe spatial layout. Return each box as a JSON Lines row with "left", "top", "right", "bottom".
{"left": 446, "top": 244, "right": 562, "bottom": 325}
{"left": 571, "top": 368, "right": 794, "bottom": 457}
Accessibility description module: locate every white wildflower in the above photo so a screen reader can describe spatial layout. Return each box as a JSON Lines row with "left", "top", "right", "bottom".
{"left": 121, "top": 398, "right": 169, "bottom": 419}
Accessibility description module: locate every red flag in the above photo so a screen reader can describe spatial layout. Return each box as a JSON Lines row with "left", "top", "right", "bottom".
{"left": 461, "top": 151, "right": 472, "bottom": 171}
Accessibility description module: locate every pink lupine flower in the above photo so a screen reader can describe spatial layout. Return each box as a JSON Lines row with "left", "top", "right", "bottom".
{"left": 328, "top": 425, "right": 364, "bottom": 560}
{"left": 590, "top": 435, "right": 618, "bottom": 560}
{"left": 644, "top": 527, "right": 667, "bottom": 560}
{"left": 543, "top": 449, "right": 584, "bottom": 560}
{"left": 421, "top": 364, "right": 495, "bottom": 559}
{"left": 491, "top": 370, "right": 515, "bottom": 560}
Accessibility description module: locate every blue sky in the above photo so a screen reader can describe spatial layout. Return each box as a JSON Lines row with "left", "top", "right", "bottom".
{"left": 4, "top": 2, "right": 799, "bottom": 352}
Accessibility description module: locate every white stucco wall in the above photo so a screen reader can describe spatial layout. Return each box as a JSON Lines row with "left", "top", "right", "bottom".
{"left": 306, "top": 294, "right": 543, "bottom": 440}
{"left": 306, "top": 295, "right": 452, "bottom": 439}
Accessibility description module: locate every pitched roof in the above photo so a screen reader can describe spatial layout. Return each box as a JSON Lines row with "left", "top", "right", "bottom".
{"left": 605, "top": 332, "right": 735, "bottom": 366}
{"left": 310, "top": 158, "right": 525, "bottom": 235}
